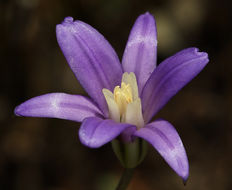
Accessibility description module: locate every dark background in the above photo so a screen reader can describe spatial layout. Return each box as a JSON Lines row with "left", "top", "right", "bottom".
{"left": 1, "top": 0, "right": 232, "bottom": 189}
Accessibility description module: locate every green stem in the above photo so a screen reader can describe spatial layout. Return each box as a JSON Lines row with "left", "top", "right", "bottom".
{"left": 115, "top": 168, "right": 134, "bottom": 190}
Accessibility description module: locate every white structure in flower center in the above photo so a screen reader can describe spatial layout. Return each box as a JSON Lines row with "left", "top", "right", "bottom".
{"left": 103, "top": 72, "right": 144, "bottom": 129}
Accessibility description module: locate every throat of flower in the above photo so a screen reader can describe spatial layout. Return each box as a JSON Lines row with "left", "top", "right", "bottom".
{"left": 102, "top": 72, "right": 144, "bottom": 129}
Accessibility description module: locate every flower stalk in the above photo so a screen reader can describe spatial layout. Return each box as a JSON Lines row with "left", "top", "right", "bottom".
{"left": 116, "top": 168, "right": 134, "bottom": 190}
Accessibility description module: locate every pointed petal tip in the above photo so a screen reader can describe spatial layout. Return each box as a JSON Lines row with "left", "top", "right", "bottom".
{"left": 14, "top": 104, "right": 23, "bottom": 116}
{"left": 135, "top": 11, "right": 155, "bottom": 25}
{"left": 138, "top": 12, "right": 156, "bottom": 30}
{"left": 181, "top": 169, "right": 189, "bottom": 183}
{"left": 182, "top": 175, "right": 189, "bottom": 186}
{"left": 14, "top": 102, "right": 31, "bottom": 117}
{"left": 141, "top": 11, "right": 154, "bottom": 18}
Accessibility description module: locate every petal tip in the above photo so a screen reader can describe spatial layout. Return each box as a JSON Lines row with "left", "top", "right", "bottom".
{"left": 196, "top": 49, "right": 209, "bottom": 65}
{"left": 193, "top": 47, "right": 208, "bottom": 59}
{"left": 141, "top": 11, "right": 153, "bottom": 18}
{"left": 63, "top": 16, "right": 74, "bottom": 23}
{"left": 79, "top": 134, "right": 101, "bottom": 148}
{"left": 56, "top": 17, "right": 76, "bottom": 33}
{"left": 135, "top": 11, "right": 155, "bottom": 24}
{"left": 182, "top": 173, "right": 189, "bottom": 185}
{"left": 179, "top": 163, "right": 189, "bottom": 183}
{"left": 14, "top": 105, "right": 20, "bottom": 116}
{"left": 14, "top": 104, "right": 24, "bottom": 117}
{"left": 79, "top": 131, "right": 104, "bottom": 149}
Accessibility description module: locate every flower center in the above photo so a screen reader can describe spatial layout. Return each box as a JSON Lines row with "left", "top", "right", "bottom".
{"left": 114, "top": 82, "right": 133, "bottom": 115}
{"left": 102, "top": 72, "right": 144, "bottom": 128}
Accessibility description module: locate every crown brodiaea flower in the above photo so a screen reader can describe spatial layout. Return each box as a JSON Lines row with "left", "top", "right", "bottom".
{"left": 14, "top": 12, "right": 209, "bottom": 182}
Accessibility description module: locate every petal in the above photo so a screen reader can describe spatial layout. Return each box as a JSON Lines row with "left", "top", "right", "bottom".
{"left": 56, "top": 17, "right": 123, "bottom": 116}
{"left": 122, "top": 12, "right": 157, "bottom": 94}
{"left": 79, "top": 117, "right": 135, "bottom": 148}
{"left": 141, "top": 48, "right": 209, "bottom": 123}
{"left": 134, "top": 119, "right": 189, "bottom": 181}
{"left": 14, "top": 93, "right": 103, "bottom": 122}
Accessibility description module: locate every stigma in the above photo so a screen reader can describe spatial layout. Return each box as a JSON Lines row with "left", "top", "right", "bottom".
{"left": 102, "top": 72, "right": 144, "bottom": 129}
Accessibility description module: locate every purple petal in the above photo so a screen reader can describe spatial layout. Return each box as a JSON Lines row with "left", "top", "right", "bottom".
{"left": 79, "top": 117, "right": 135, "bottom": 148}
{"left": 141, "top": 48, "right": 209, "bottom": 123}
{"left": 122, "top": 12, "right": 157, "bottom": 94}
{"left": 134, "top": 119, "right": 189, "bottom": 181}
{"left": 56, "top": 17, "right": 123, "bottom": 116}
{"left": 14, "top": 93, "right": 103, "bottom": 122}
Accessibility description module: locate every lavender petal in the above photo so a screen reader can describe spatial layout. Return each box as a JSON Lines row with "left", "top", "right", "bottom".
{"left": 56, "top": 17, "right": 123, "bottom": 116}
{"left": 79, "top": 117, "right": 135, "bottom": 148}
{"left": 14, "top": 93, "right": 103, "bottom": 122}
{"left": 134, "top": 119, "right": 189, "bottom": 181}
{"left": 141, "top": 48, "right": 209, "bottom": 123}
{"left": 122, "top": 12, "right": 157, "bottom": 94}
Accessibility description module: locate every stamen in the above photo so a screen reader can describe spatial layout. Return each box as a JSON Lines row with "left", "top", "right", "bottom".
{"left": 114, "top": 82, "right": 133, "bottom": 103}
{"left": 113, "top": 82, "right": 133, "bottom": 116}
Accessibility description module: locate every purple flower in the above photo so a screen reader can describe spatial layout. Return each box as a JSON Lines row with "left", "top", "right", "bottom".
{"left": 14, "top": 12, "right": 209, "bottom": 181}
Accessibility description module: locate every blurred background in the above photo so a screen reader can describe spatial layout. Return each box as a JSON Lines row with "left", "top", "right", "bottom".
{"left": 1, "top": 0, "right": 232, "bottom": 189}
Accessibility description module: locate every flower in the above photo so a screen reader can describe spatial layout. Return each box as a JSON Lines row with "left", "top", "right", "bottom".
{"left": 14, "top": 12, "right": 209, "bottom": 181}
